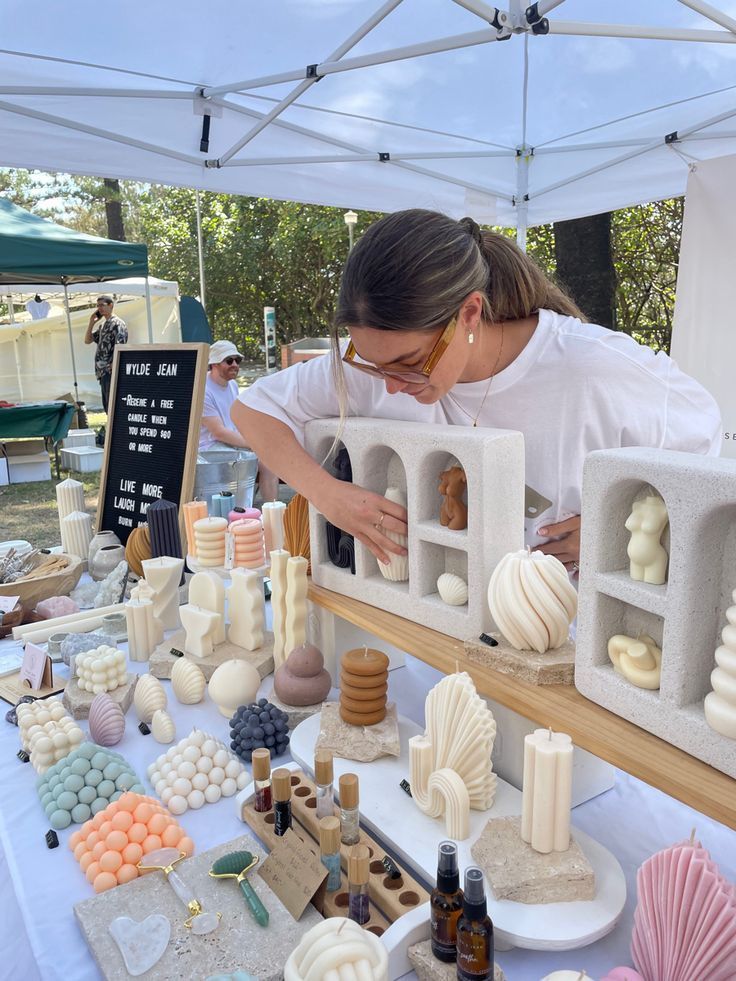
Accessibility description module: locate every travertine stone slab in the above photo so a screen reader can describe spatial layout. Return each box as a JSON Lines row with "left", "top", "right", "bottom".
{"left": 464, "top": 634, "right": 576, "bottom": 686}
{"left": 471, "top": 816, "right": 595, "bottom": 904}
{"left": 408, "top": 940, "right": 505, "bottom": 981}
{"left": 63, "top": 675, "right": 137, "bottom": 720}
{"left": 149, "top": 629, "right": 274, "bottom": 682}
{"left": 75, "top": 832, "right": 323, "bottom": 981}
{"left": 315, "top": 700, "right": 400, "bottom": 762}
{"left": 267, "top": 688, "right": 328, "bottom": 729}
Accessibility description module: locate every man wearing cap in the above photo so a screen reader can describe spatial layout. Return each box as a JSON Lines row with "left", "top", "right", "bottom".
{"left": 84, "top": 295, "right": 128, "bottom": 412}
{"left": 200, "top": 341, "right": 278, "bottom": 502}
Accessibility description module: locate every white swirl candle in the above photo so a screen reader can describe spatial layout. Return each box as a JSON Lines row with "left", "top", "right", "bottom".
{"left": 141, "top": 556, "right": 185, "bottom": 631}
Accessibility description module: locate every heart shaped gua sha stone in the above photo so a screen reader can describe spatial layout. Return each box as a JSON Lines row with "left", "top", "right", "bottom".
{"left": 109, "top": 914, "right": 171, "bottom": 976}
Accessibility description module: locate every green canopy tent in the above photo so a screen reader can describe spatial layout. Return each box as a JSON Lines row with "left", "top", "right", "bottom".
{"left": 0, "top": 196, "right": 149, "bottom": 403}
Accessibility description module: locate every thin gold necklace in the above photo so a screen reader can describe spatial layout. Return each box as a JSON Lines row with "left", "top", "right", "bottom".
{"left": 446, "top": 322, "right": 505, "bottom": 427}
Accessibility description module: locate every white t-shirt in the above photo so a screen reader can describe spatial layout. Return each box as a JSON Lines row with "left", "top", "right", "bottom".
{"left": 199, "top": 375, "right": 240, "bottom": 451}
{"left": 26, "top": 298, "right": 50, "bottom": 319}
{"left": 238, "top": 309, "right": 722, "bottom": 546}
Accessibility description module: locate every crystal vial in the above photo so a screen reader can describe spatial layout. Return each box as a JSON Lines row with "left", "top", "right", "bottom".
{"left": 339, "top": 772, "right": 360, "bottom": 845}
{"left": 319, "top": 815, "right": 342, "bottom": 892}
{"left": 431, "top": 840, "right": 464, "bottom": 962}
{"left": 347, "top": 843, "right": 370, "bottom": 925}
{"left": 272, "top": 767, "right": 292, "bottom": 836}
{"left": 456, "top": 866, "right": 494, "bottom": 981}
{"left": 314, "top": 748, "right": 334, "bottom": 820}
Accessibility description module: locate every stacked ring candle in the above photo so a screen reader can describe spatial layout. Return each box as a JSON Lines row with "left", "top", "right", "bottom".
{"left": 193, "top": 516, "right": 227, "bottom": 567}
{"left": 339, "top": 647, "right": 390, "bottom": 726}
{"left": 230, "top": 518, "right": 266, "bottom": 569}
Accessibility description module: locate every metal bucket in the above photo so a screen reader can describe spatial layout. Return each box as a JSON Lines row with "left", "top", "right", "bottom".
{"left": 193, "top": 447, "right": 259, "bottom": 512}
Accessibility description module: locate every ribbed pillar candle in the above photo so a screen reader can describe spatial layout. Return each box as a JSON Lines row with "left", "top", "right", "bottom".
{"left": 56, "top": 478, "right": 85, "bottom": 520}
{"left": 60, "top": 510, "right": 93, "bottom": 561}
{"left": 182, "top": 500, "right": 208, "bottom": 556}
{"left": 147, "top": 498, "right": 184, "bottom": 584}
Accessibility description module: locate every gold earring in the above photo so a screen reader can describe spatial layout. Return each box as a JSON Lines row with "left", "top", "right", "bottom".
{"left": 468, "top": 331, "right": 474, "bottom": 345}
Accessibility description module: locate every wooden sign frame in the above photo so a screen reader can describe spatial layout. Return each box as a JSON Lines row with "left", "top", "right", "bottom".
{"left": 97, "top": 343, "right": 209, "bottom": 542}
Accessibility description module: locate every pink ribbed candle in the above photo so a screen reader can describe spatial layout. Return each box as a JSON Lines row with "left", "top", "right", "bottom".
{"left": 230, "top": 518, "right": 266, "bottom": 569}
{"left": 183, "top": 500, "right": 208, "bottom": 556}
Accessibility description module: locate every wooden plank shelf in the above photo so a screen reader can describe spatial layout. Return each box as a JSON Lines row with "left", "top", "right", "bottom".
{"left": 308, "top": 582, "right": 736, "bottom": 831}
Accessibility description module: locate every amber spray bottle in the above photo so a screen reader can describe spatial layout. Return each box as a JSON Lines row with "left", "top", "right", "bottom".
{"left": 430, "top": 840, "right": 464, "bottom": 962}
{"left": 456, "top": 867, "right": 494, "bottom": 981}
{"left": 272, "top": 768, "right": 292, "bottom": 836}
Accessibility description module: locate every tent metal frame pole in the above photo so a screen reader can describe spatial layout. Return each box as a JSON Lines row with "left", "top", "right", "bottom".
{"left": 532, "top": 104, "right": 736, "bottom": 200}
{"left": 549, "top": 21, "right": 736, "bottom": 43}
{"left": 224, "top": 149, "right": 515, "bottom": 165}
{"left": 62, "top": 282, "right": 80, "bottom": 405}
{"left": 450, "top": 0, "right": 510, "bottom": 29}
{"left": 195, "top": 189, "right": 206, "bottom": 311}
{"left": 203, "top": 26, "right": 501, "bottom": 98}
{"left": 0, "top": 99, "right": 202, "bottom": 165}
{"left": 144, "top": 277, "right": 154, "bottom": 343}
{"left": 676, "top": 0, "right": 736, "bottom": 35}
{"left": 529, "top": 0, "right": 566, "bottom": 17}
{"left": 13, "top": 336, "right": 25, "bottom": 402}
{"left": 215, "top": 0, "right": 403, "bottom": 164}
{"left": 0, "top": 86, "right": 193, "bottom": 99}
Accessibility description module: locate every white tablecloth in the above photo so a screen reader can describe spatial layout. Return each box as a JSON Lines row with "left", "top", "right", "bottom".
{"left": 0, "top": 629, "right": 734, "bottom": 981}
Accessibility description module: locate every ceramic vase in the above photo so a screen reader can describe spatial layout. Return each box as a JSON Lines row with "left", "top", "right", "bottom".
{"left": 88, "top": 531, "right": 122, "bottom": 575}
{"left": 90, "top": 544, "right": 126, "bottom": 582}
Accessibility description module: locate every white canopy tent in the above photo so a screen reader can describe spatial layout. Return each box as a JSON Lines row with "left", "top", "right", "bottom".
{"left": 1, "top": 1, "right": 736, "bottom": 245}
{"left": 0, "top": 278, "right": 181, "bottom": 406}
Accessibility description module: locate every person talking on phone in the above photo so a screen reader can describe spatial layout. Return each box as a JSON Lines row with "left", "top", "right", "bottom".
{"left": 84, "top": 295, "right": 128, "bottom": 412}
{"left": 231, "top": 209, "right": 721, "bottom": 573}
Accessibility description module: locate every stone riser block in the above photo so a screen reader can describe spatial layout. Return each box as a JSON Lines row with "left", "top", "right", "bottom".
{"left": 575, "top": 447, "right": 736, "bottom": 778}
{"left": 305, "top": 418, "right": 525, "bottom": 641}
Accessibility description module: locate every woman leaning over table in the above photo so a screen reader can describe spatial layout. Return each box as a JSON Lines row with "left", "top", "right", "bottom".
{"left": 231, "top": 209, "right": 720, "bottom": 572}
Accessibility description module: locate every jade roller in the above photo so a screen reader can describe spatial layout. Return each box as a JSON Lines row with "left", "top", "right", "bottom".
{"left": 209, "top": 851, "right": 269, "bottom": 927}
{"left": 137, "top": 848, "right": 221, "bottom": 934}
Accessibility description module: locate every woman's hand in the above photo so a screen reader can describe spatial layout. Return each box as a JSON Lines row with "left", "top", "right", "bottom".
{"left": 536, "top": 515, "right": 581, "bottom": 572}
{"left": 319, "top": 480, "right": 408, "bottom": 566}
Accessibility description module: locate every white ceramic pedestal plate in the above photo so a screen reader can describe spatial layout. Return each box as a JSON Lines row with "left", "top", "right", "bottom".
{"left": 289, "top": 711, "right": 626, "bottom": 952}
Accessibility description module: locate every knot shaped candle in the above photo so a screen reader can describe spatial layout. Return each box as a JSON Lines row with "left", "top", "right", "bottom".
{"left": 487, "top": 549, "right": 577, "bottom": 653}
{"left": 608, "top": 634, "right": 662, "bottom": 690}
{"left": 625, "top": 494, "right": 669, "bottom": 585}
{"left": 340, "top": 648, "right": 389, "bottom": 726}
{"left": 631, "top": 837, "right": 736, "bottom": 981}
{"left": 274, "top": 643, "right": 331, "bottom": 706}
{"left": 193, "top": 516, "right": 227, "bottom": 568}
{"left": 74, "top": 645, "right": 127, "bottom": 694}
{"left": 408, "top": 672, "right": 496, "bottom": 840}
{"left": 230, "top": 518, "right": 266, "bottom": 570}
{"left": 284, "top": 917, "right": 388, "bottom": 981}
{"left": 704, "top": 587, "right": 736, "bottom": 739}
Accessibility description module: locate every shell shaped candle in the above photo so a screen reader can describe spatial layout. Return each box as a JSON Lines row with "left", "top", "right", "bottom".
{"left": 631, "top": 836, "right": 736, "bottom": 981}
{"left": 208, "top": 660, "right": 261, "bottom": 718}
{"left": 152, "top": 709, "right": 176, "bottom": 744}
{"left": 284, "top": 917, "right": 388, "bottom": 981}
{"left": 133, "top": 674, "right": 167, "bottom": 723}
{"left": 377, "top": 487, "right": 409, "bottom": 582}
{"left": 488, "top": 549, "right": 577, "bottom": 653}
{"left": 437, "top": 572, "right": 468, "bottom": 606}
{"left": 88, "top": 693, "right": 126, "bottom": 747}
{"left": 171, "top": 658, "right": 206, "bottom": 705}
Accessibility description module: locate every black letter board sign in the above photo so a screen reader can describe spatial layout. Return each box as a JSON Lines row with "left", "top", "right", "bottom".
{"left": 97, "top": 343, "right": 208, "bottom": 544}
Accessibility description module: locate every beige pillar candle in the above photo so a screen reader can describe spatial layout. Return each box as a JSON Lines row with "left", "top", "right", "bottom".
{"left": 262, "top": 501, "right": 286, "bottom": 556}
{"left": 227, "top": 568, "right": 265, "bottom": 651}
{"left": 284, "top": 555, "right": 308, "bottom": 659}
{"left": 125, "top": 597, "right": 162, "bottom": 662}
{"left": 194, "top": 516, "right": 227, "bottom": 567}
{"left": 520, "top": 728, "right": 573, "bottom": 854}
{"left": 270, "top": 548, "right": 290, "bottom": 669}
{"left": 56, "top": 477, "right": 85, "bottom": 522}
{"left": 188, "top": 570, "right": 226, "bottom": 645}
{"left": 60, "top": 510, "right": 93, "bottom": 561}
{"left": 182, "top": 500, "right": 208, "bottom": 556}
{"left": 141, "top": 556, "right": 185, "bottom": 631}
{"left": 179, "top": 603, "right": 220, "bottom": 658}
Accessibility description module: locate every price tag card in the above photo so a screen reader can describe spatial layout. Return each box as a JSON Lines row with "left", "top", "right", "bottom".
{"left": 18, "top": 642, "right": 53, "bottom": 691}
{"left": 0, "top": 596, "right": 20, "bottom": 615}
{"left": 258, "top": 828, "right": 328, "bottom": 920}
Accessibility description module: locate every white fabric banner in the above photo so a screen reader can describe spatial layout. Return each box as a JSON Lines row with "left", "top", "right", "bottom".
{"left": 672, "top": 155, "right": 736, "bottom": 458}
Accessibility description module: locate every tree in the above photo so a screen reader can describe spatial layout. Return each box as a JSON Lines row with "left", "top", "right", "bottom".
{"left": 102, "top": 178, "right": 126, "bottom": 241}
